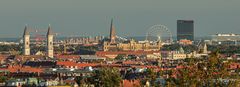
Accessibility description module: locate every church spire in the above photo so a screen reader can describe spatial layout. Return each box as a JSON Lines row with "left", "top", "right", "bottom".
{"left": 203, "top": 43, "right": 208, "bottom": 54}
{"left": 23, "top": 24, "right": 29, "bottom": 36}
{"left": 47, "top": 24, "right": 52, "bottom": 35}
{"left": 109, "top": 18, "right": 116, "bottom": 43}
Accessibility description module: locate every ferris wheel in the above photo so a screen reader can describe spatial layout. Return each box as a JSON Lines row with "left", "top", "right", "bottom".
{"left": 145, "top": 24, "right": 173, "bottom": 43}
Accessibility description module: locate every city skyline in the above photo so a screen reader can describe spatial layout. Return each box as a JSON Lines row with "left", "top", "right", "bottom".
{"left": 1, "top": 1, "right": 240, "bottom": 86}
{"left": 0, "top": 0, "right": 240, "bottom": 38}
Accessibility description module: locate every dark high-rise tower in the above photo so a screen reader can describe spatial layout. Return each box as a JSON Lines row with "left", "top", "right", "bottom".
{"left": 109, "top": 18, "right": 116, "bottom": 43}
{"left": 177, "top": 20, "right": 194, "bottom": 41}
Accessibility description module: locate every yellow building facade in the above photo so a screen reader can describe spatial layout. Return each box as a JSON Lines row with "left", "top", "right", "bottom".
{"left": 103, "top": 39, "right": 162, "bottom": 51}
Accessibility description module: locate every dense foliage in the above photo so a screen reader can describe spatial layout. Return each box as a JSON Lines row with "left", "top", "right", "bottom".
{"left": 75, "top": 67, "right": 122, "bottom": 87}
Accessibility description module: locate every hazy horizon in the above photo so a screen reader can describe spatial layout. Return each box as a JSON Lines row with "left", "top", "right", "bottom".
{"left": 0, "top": 0, "right": 239, "bottom": 38}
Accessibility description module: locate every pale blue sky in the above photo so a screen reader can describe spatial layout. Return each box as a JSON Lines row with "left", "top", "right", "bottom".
{"left": 0, "top": 0, "right": 239, "bottom": 38}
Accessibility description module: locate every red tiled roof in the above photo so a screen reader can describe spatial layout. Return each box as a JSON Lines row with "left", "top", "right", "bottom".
{"left": 0, "top": 55, "right": 9, "bottom": 59}
{"left": 97, "top": 64, "right": 122, "bottom": 67}
{"left": 121, "top": 80, "right": 140, "bottom": 87}
{"left": 57, "top": 61, "right": 98, "bottom": 68}
{"left": 122, "top": 61, "right": 138, "bottom": 65}
{"left": 55, "top": 55, "right": 80, "bottom": 59}
{"left": 77, "top": 63, "right": 98, "bottom": 68}
{"left": 6, "top": 65, "right": 43, "bottom": 73}
{"left": 229, "top": 63, "right": 240, "bottom": 69}
{"left": 57, "top": 61, "right": 77, "bottom": 66}
{"left": 131, "top": 65, "right": 158, "bottom": 68}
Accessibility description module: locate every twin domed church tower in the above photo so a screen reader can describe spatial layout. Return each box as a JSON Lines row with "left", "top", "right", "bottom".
{"left": 23, "top": 25, "right": 54, "bottom": 58}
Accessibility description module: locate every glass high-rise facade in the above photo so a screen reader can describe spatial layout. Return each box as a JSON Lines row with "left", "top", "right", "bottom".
{"left": 177, "top": 20, "right": 194, "bottom": 41}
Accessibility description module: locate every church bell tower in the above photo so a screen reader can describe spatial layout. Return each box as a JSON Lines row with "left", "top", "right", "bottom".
{"left": 47, "top": 24, "right": 54, "bottom": 58}
{"left": 23, "top": 25, "right": 30, "bottom": 55}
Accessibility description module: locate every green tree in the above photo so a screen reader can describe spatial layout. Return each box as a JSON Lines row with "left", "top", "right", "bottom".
{"left": 0, "top": 76, "right": 7, "bottom": 83}
{"left": 115, "top": 54, "right": 125, "bottom": 60}
{"left": 166, "top": 51, "right": 239, "bottom": 87}
{"left": 75, "top": 76, "right": 92, "bottom": 87}
{"left": 93, "top": 67, "right": 122, "bottom": 87}
{"left": 142, "top": 68, "right": 157, "bottom": 86}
